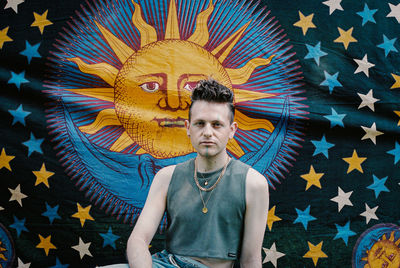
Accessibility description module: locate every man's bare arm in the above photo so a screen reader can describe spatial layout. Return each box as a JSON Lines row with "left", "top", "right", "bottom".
{"left": 126, "top": 165, "right": 175, "bottom": 268}
{"left": 240, "top": 168, "right": 269, "bottom": 268}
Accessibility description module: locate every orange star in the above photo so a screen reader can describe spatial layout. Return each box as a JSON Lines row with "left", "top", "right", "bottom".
{"left": 36, "top": 234, "right": 56, "bottom": 256}
{"left": 32, "top": 163, "right": 55, "bottom": 188}
{"left": 303, "top": 241, "right": 328, "bottom": 266}
{"left": 72, "top": 203, "right": 94, "bottom": 227}
{"left": 394, "top": 111, "right": 400, "bottom": 126}
{"left": 0, "top": 148, "right": 15, "bottom": 171}
{"left": 391, "top": 73, "right": 400, "bottom": 89}
{"left": 342, "top": 149, "right": 367, "bottom": 173}
{"left": 267, "top": 205, "right": 282, "bottom": 231}
{"left": 293, "top": 11, "right": 316, "bottom": 35}
{"left": 334, "top": 27, "right": 357, "bottom": 49}
{"left": 31, "top": 10, "right": 53, "bottom": 34}
{"left": 300, "top": 165, "right": 324, "bottom": 190}
{"left": 0, "top": 26, "right": 13, "bottom": 49}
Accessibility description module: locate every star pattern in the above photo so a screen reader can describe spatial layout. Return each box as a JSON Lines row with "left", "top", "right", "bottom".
{"left": 394, "top": 111, "right": 400, "bottom": 125}
{"left": 9, "top": 216, "right": 28, "bottom": 237}
{"left": 9, "top": 184, "right": 27, "bottom": 206}
{"left": 0, "top": 26, "right": 13, "bottom": 49}
{"left": 8, "top": 71, "right": 29, "bottom": 90}
{"left": 357, "top": 89, "right": 379, "bottom": 111}
{"left": 99, "top": 227, "right": 120, "bottom": 249}
{"left": 262, "top": 242, "right": 285, "bottom": 267}
{"left": 305, "top": 42, "right": 327, "bottom": 65}
{"left": 342, "top": 149, "right": 367, "bottom": 174}
{"left": 17, "top": 258, "right": 31, "bottom": 268}
{"left": 353, "top": 54, "right": 375, "bottom": 77}
{"left": 360, "top": 203, "right": 379, "bottom": 224}
{"left": 300, "top": 165, "right": 324, "bottom": 190}
{"left": 36, "top": 234, "right": 57, "bottom": 256}
{"left": 367, "top": 174, "right": 390, "bottom": 198}
{"left": 0, "top": 148, "right": 15, "bottom": 171}
{"left": 322, "top": 0, "right": 343, "bottom": 15}
{"left": 377, "top": 35, "right": 398, "bottom": 57}
{"left": 361, "top": 122, "right": 384, "bottom": 145}
{"left": 324, "top": 108, "right": 346, "bottom": 128}
{"left": 8, "top": 104, "right": 31, "bottom": 126}
{"left": 72, "top": 237, "right": 93, "bottom": 259}
{"left": 294, "top": 205, "right": 316, "bottom": 230}
{"left": 20, "top": 41, "right": 41, "bottom": 64}
{"left": 311, "top": 134, "right": 334, "bottom": 158}
{"left": 390, "top": 73, "right": 400, "bottom": 89}
{"left": 357, "top": 3, "right": 377, "bottom": 26}
{"left": 303, "top": 241, "right": 328, "bottom": 266}
{"left": 387, "top": 3, "right": 400, "bottom": 23}
{"left": 320, "top": 71, "right": 342, "bottom": 94}
{"left": 31, "top": 10, "right": 53, "bottom": 34}
{"left": 387, "top": 141, "right": 400, "bottom": 164}
{"left": 42, "top": 202, "right": 61, "bottom": 224}
{"left": 4, "top": 0, "right": 25, "bottom": 13}
{"left": 330, "top": 187, "right": 353, "bottom": 212}
{"left": 334, "top": 27, "right": 357, "bottom": 50}
{"left": 22, "top": 132, "right": 44, "bottom": 157}
{"left": 33, "top": 163, "right": 55, "bottom": 188}
{"left": 267, "top": 205, "right": 282, "bottom": 231}
{"left": 293, "top": 11, "right": 316, "bottom": 35}
{"left": 72, "top": 203, "right": 94, "bottom": 227}
{"left": 334, "top": 221, "right": 356, "bottom": 245}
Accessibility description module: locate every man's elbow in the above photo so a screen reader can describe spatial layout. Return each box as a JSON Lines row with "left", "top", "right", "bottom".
{"left": 240, "top": 255, "right": 262, "bottom": 268}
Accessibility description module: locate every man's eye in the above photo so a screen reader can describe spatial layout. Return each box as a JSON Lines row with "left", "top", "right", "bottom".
{"left": 183, "top": 81, "right": 199, "bottom": 91}
{"left": 140, "top": 82, "right": 160, "bottom": 92}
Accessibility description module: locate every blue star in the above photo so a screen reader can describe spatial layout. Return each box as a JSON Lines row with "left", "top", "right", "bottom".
{"left": 377, "top": 35, "right": 398, "bottom": 57}
{"left": 42, "top": 202, "right": 61, "bottom": 224}
{"left": 356, "top": 3, "right": 377, "bottom": 26}
{"left": 22, "top": 132, "right": 44, "bottom": 157}
{"left": 367, "top": 175, "right": 390, "bottom": 199}
{"left": 323, "top": 108, "right": 346, "bottom": 128}
{"left": 311, "top": 134, "right": 334, "bottom": 158}
{"left": 20, "top": 41, "right": 42, "bottom": 64}
{"left": 387, "top": 141, "right": 400, "bottom": 164}
{"left": 293, "top": 205, "right": 316, "bottom": 230}
{"left": 334, "top": 221, "right": 356, "bottom": 245}
{"left": 305, "top": 42, "right": 327, "bottom": 65}
{"left": 9, "top": 216, "right": 28, "bottom": 237}
{"left": 100, "top": 227, "right": 120, "bottom": 249}
{"left": 8, "top": 104, "right": 31, "bottom": 126}
{"left": 50, "top": 257, "right": 69, "bottom": 268}
{"left": 320, "top": 71, "right": 342, "bottom": 94}
{"left": 8, "top": 71, "right": 29, "bottom": 90}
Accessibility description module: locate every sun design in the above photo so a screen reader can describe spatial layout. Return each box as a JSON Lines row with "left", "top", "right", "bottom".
{"left": 63, "top": 0, "right": 275, "bottom": 159}
{"left": 362, "top": 231, "right": 400, "bottom": 268}
{"left": 0, "top": 240, "right": 7, "bottom": 266}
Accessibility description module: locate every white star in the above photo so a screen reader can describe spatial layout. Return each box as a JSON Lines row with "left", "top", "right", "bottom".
{"left": 9, "top": 184, "right": 27, "bottom": 207}
{"left": 4, "top": 0, "right": 24, "bottom": 13}
{"left": 330, "top": 187, "right": 353, "bottom": 212}
{"left": 357, "top": 89, "right": 379, "bottom": 112}
{"left": 0, "top": 206, "right": 4, "bottom": 211}
{"left": 354, "top": 54, "right": 375, "bottom": 77}
{"left": 17, "top": 258, "right": 31, "bottom": 268}
{"left": 387, "top": 3, "right": 400, "bottom": 23}
{"left": 361, "top": 122, "right": 383, "bottom": 144}
{"left": 263, "top": 242, "right": 285, "bottom": 267}
{"left": 322, "top": 0, "right": 343, "bottom": 15}
{"left": 360, "top": 203, "right": 379, "bottom": 224}
{"left": 72, "top": 237, "right": 93, "bottom": 259}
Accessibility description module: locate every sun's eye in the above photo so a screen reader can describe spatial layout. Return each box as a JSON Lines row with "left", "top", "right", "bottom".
{"left": 140, "top": 82, "right": 160, "bottom": 92}
{"left": 183, "top": 81, "right": 199, "bottom": 91}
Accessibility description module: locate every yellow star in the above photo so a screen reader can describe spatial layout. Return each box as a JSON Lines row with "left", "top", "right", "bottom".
{"left": 31, "top": 10, "right": 53, "bottom": 34}
{"left": 32, "top": 163, "right": 55, "bottom": 188}
{"left": 391, "top": 73, "right": 400, "bottom": 89}
{"left": 267, "top": 205, "right": 282, "bottom": 231}
{"left": 334, "top": 27, "right": 357, "bottom": 50}
{"left": 303, "top": 241, "right": 328, "bottom": 266}
{"left": 0, "top": 26, "right": 13, "bottom": 49}
{"left": 72, "top": 203, "right": 94, "bottom": 227}
{"left": 0, "top": 148, "right": 15, "bottom": 171}
{"left": 394, "top": 111, "right": 400, "bottom": 126}
{"left": 300, "top": 165, "right": 324, "bottom": 190}
{"left": 293, "top": 11, "right": 316, "bottom": 35}
{"left": 36, "top": 234, "right": 56, "bottom": 256}
{"left": 342, "top": 149, "right": 367, "bottom": 174}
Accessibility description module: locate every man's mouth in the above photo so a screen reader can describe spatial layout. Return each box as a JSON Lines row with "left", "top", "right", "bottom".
{"left": 152, "top": 117, "right": 186, "bottom": 128}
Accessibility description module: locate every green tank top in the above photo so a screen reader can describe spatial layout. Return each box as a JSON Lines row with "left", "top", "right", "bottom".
{"left": 166, "top": 158, "right": 250, "bottom": 260}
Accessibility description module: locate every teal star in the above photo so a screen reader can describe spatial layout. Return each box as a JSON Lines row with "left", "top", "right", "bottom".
{"left": 294, "top": 205, "right": 316, "bottom": 230}
{"left": 99, "top": 227, "right": 120, "bottom": 249}
{"left": 42, "top": 202, "right": 61, "bottom": 224}
{"left": 8, "top": 104, "right": 31, "bottom": 126}
{"left": 367, "top": 175, "right": 390, "bottom": 199}
{"left": 377, "top": 35, "right": 398, "bottom": 57}
{"left": 311, "top": 134, "right": 334, "bottom": 158}
{"left": 20, "top": 41, "right": 42, "bottom": 64}
{"left": 50, "top": 257, "right": 69, "bottom": 268}
{"left": 22, "top": 132, "right": 44, "bottom": 157}
{"left": 9, "top": 216, "right": 28, "bottom": 237}
{"left": 8, "top": 71, "right": 29, "bottom": 90}
{"left": 324, "top": 108, "right": 346, "bottom": 128}
{"left": 305, "top": 42, "right": 327, "bottom": 65}
{"left": 356, "top": 3, "right": 377, "bottom": 26}
{"left": 320, "top": 71, "right": 342, "bottom": 94}
{"left": 387, "top": 141, "right": 400, "bottom": 164}
{"left": 334, "top": 220, "right": 356, "bottom": 245}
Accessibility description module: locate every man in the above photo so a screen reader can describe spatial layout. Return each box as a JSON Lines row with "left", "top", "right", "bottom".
{"left": 127, "top": 79, "right": 269, "bottom": 267}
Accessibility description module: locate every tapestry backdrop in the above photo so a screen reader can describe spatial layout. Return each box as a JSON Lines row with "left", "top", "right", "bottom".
{"left": 0, "top": 0, "right": 399, "bottom": 267}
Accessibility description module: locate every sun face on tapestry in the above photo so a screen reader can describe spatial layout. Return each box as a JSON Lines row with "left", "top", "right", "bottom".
{"left": 45, "top": 0, "right": 305, "bottom": 222}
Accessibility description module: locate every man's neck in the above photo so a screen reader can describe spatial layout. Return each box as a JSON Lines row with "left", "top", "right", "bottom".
{"left": 196, "top": 152, "right": 229, "bottom": 173}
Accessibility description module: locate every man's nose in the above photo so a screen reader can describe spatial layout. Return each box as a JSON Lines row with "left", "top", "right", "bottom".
{"left": 203, "top": 124, "right": 213, "bottom": 137}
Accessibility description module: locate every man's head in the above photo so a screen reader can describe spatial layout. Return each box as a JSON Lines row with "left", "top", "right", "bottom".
{"left": 188, "top": 79, "right": 235, "bottom": 123}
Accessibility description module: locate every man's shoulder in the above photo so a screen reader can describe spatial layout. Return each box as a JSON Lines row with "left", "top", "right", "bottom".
{"left": 245, "top": 167, "right": 269, "bottom": 189}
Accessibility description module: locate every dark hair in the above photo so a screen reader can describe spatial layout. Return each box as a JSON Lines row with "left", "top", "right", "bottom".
{"left": 189, "top": 79, "right": 235, "bottom": 122}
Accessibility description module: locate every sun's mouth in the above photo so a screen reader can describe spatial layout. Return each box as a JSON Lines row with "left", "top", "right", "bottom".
{"left": 152, "top": 117, "right": 186, "bottom": 128}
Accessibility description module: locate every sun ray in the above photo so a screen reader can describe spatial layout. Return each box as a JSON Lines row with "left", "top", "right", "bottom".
{"left": 68, "top": 57, "right": 119, "bottom": 86}
{"left": 63, "top": 87, "right": 114, "bottom": 102}
{"left": 395, "top": 238, "right": 400, "bottom": 246}
{"left": 110, "top": 131, "right": 134, "bottom": 152}
{"left": 165, "top": 0, "right": 180, "bottom": 39}
{"left": 79, "top": 109, "right": 121, "bottom": 134}
{"left": 131, "top": 0, "right": 158, "bottom": 46}
{"left": 227, "top": 138, "right": 245, "bottom": 157}
{"left": 236, "top": 110, "right": 274, "bottom": 132}
{"left": 94, "top": 21, "right": 135, "bottom": 63}
{"left": 187, "top": 1, "right": 213, "bottom": 46}
{"left": 382, "top": 234, "right": 387, "bottom": 240}
{"left": 389, "top": 231, "right": 395, "bottom": 241}
{"left": 233, "top": 88, "right": 274, "bottom": 103}
{"left": 212, "top": 21, "right": 250, "bottom": 63}
{"left": 227, "top": 55, "right": 275, "bottom": 84}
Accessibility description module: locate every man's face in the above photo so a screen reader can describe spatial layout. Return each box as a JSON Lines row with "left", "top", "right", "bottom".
{"left": 185, "top": 100, "right": 237, "bottom": 158}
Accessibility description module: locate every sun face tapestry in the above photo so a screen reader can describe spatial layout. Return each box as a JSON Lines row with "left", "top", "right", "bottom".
{"left": 0, "top": 0, "right": 399, "bottom": 267}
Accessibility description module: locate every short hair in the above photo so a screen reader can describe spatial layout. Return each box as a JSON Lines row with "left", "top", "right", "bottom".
{"left": 189, "top": 79, "right": 235, "bottom": 123}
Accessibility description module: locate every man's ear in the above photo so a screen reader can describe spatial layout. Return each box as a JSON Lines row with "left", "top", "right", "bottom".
{"left": 185, "top": 120, "right": 190, "bottom": 136}
{"left": 229, "top": 121, "right": 238, "bottom": 139}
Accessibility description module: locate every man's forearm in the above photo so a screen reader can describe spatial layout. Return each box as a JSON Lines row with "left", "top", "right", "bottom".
{"left": 126, "top": 237, "right": 152, "bottom": 268}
